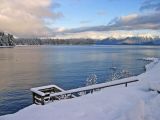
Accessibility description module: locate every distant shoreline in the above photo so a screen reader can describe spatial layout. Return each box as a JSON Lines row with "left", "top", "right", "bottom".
{"left": 0, "top": 46, "right": 15, "bottom": 48}
{"left": 1, "top": 44, "right": 160, "bottom": 48}
{"left": 14, "top": 43, "right": 160, "bottom": 46}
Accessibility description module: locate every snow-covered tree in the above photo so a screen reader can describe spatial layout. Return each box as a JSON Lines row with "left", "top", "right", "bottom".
{"left": 86, "top": 74, "right": 97, "bottom": 86}
{"left": 111, "top": 69, "right": 131, "bottom": 81}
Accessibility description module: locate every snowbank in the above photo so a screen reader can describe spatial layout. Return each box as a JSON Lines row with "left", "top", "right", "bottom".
{"left": 0, "top": 58, "right": 160, "bottom": 120}
{"left": 142, "top": 57, "right": 159, "bottom": 71}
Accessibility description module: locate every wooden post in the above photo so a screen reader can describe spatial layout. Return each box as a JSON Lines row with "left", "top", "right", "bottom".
{"left": 32, "top": 93, "right": 35, "bottom": 104}
{"left": 41, "top": 96, "right": 45, "bottom": 105}
{"left": 125, "top": 83, "right": 127, "bottom": 87}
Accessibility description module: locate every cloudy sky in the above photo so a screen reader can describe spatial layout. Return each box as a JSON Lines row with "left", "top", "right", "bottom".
{"left": 0, "top": 0, "right": 160, "bottom": 38}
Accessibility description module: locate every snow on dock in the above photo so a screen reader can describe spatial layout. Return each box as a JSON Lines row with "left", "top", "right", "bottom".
{"left": 30, "top": 79, "right": 139, "bottom": 105}
{"left": 0, "top": 58, "right": 160, "bottom": 120}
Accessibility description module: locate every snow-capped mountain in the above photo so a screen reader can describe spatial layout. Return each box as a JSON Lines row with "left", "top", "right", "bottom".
{"left": 96, "top": 36, "right": 160, "bottom": 45}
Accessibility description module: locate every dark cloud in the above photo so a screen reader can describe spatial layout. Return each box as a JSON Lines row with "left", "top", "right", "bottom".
{"left": 63, "top": 12, "right": 160, "bottom": 33}
{"left": 140, "top": 0, "right": 160, "bottom": 11}
{"left": 109, "top": 12, "right": 160, "bottom": 29}
{"left": 62, "top": 0, "right": 160, "bottom": 33}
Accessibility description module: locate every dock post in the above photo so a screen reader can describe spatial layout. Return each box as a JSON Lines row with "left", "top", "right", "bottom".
{"left": 41, "top": 97, "right": 45, "bottom": 105}
{"left": 125, "top": 83, "right": 127, "bottom": 87}
{"left": 32, "top": 93, "right": 35, "bottom": 104}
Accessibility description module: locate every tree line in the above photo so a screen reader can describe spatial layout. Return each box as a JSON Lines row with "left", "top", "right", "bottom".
{"left": 0, "top": 32, "right": 15, "bottom": 46}
{"left": 15, "top": 38, "right": 95, "bottom": 45}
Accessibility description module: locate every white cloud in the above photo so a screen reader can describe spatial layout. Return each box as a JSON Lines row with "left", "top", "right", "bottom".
{"left": 80, "top": 20, "right": 91, "bottom": 24}
{"left": 0, "top": 0, "right": 62, "bottom": 37}
{"left": 97, "top": 11, "right": 107, "bottom": 16}
{"left": 120, "top": 14, "right": 138, "bottom": 23}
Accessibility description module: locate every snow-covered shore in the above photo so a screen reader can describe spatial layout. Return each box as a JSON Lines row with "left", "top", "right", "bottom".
{"left": 0, "top": 58, "right": 160, "bottom": 120}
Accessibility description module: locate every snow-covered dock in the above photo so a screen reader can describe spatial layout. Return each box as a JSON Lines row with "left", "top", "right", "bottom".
{"left": 1, "top": 57, "right": 160, "bottom": 120}
{"left": 31, "top": 79, "right": 139, "bottom": 105}
{"left": 30, "top": 85, "right": 65, "bottom": 105}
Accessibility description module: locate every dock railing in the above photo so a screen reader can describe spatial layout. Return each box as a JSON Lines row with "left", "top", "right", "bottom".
{"left": 31, "top": 79, "right": 139, "bottom": 105}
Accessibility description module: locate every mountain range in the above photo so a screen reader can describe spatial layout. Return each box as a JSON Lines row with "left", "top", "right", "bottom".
{"left": 96, "top": 36, "right": 160, "bottom": 45}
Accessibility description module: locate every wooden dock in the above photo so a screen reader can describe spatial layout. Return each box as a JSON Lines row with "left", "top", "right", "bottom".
{"left": 31, "top": 79, "right": 139, "bottom": 105}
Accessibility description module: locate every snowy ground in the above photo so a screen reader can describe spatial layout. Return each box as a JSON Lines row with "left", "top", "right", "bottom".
{"left": 0, "top": 58, "right": 160, "bottom": 120}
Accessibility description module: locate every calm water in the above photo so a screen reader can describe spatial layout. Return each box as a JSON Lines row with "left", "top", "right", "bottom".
{"left": 0, "top": 45, "right": 160, "bottom": 116}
